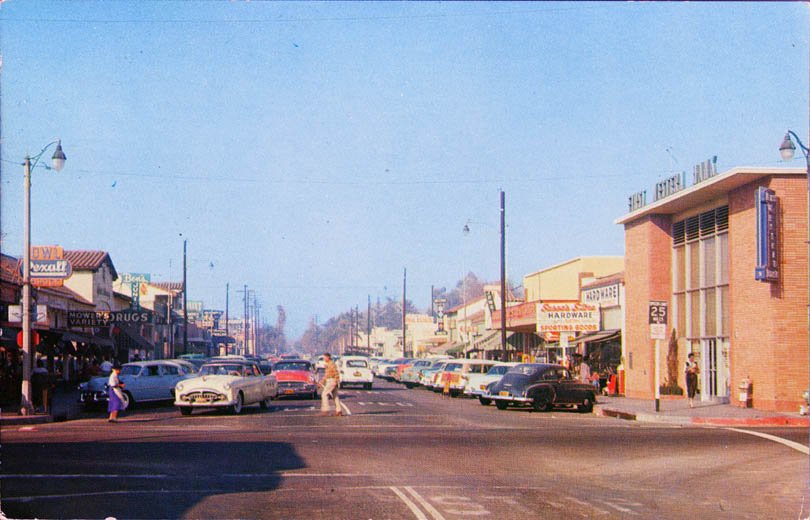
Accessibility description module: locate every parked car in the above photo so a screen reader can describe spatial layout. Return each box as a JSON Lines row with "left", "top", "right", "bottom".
{"left": 337, "top": 356, "right": 373, "bottom": 389}
{"left": 174, "top": 359, "right": 278, "bottom": 415}
{"left": 485, "top": 363, "right": 596, "bottom": 412}
{"left": 424, "top": 361, "right": 453, "bottom": 391}
{"left": 438, "top": 359, "right": 498, "bottom": 397}
{"left": 79, "top": 360, "right": 195, "bottom": 410}
{"left": 273, "top": 359, "right": 319, "bottom": 399}
{"left": 464, "top": 362, "right": 519, "bottom": 404}
{"left": 400, "top": 359, "right": 436, "bottom": 388}
{"left": 373, "top": 358, "right": 398, "bottom": 378}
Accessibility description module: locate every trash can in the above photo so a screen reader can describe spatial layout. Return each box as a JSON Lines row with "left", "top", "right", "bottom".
{"left": 738, "top": 378, "right": 752, "bottom": 408}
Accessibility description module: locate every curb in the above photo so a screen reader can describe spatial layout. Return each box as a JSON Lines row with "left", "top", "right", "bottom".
{"left": 0, "top": 413, "right": 54, "bottom": 426}
{"left": 595, "top": 406, "right": 810, "bottom": 427}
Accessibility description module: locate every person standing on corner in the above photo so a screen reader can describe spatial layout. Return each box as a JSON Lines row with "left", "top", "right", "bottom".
{"left": 685, "top": 352, "right": 700, "bottom": 408}
{"left": 318, "top": 353, "right": 342, "bottom": 417}
{"left": 107, "top": 361, "right": 126, "bottom": 422}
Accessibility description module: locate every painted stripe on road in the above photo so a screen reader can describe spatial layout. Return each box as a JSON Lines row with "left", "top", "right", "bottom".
{"left": 405, "top": 486, "right": 446, "bottom": 520}
{"left": 390, "top": 486, "right": 429, "bottom": 520}
{"left": 726, "top": 427, "right": 809, "bottom": 455}
{"left": 339, "top": 401, "right": 352, "bottom": 416}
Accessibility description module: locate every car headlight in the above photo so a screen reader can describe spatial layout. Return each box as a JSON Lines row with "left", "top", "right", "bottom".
{"left": 176, "top": 383, "right": 184, "bottom": 392}
{"left": 223, "top": 383, "right": 231, "bottom": 390}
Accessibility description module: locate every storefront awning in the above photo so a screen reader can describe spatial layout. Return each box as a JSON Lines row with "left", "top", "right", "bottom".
{"left": 472, "top": 331, "right": 514, "bottom": 352}
{"left": 62, "top": 331, "right": 115, "bottom": 348}
{"left": 572, "top": 329, "right": 621, "bottom": 345}
{"left": 118, "top": 325, "right": 155, "bottom": 351}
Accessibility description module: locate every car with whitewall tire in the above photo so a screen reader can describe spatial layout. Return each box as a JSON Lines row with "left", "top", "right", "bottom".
{"left": 174, "top": 359, "right": 278, "bottom": 415}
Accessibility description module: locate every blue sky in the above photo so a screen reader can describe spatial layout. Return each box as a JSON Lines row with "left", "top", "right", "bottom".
{"left": 1, "top": 2, "right": 807, "bottom": 337}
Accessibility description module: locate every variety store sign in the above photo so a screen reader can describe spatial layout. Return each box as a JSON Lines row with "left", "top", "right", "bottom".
{"left": 68, "top": 310, "right": 152, "bottom": 327}
{"left": 536, "top": 303, "right": 599, "bottom": 333}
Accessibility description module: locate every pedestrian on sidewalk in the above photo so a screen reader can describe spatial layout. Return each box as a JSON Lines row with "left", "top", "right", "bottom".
{"left": 107, "top": 362, "right": 126, "bottom": 423}
{"left": 579, "top": 355, "right": 591, "bottom": 384}
{"left": 318, "top": 353, "right": 342, "bottom": 417}
{"left": 685, "top": 353, "right": 700, "bottom": 408}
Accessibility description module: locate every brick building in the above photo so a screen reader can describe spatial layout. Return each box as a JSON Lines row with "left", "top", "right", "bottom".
{"left": 616, "top": 166, "right": 807, "bottom": 412}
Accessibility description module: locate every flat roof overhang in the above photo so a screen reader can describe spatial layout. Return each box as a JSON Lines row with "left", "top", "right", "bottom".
{"left": 615, "top": 167, "right": 805, "bottom": 226}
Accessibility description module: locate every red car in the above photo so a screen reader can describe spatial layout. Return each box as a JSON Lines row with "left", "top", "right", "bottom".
{"left": 273, "top": 359, "right": 319, "bottom": 399}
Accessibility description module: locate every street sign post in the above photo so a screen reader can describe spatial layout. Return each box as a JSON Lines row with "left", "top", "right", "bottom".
{"left": 649, "top": 301, "right": 668, "bottom": 412}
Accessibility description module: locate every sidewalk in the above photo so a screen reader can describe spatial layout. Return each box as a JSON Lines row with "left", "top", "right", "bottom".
{"left": 0, "top": 384, "right": 84, "bottom": 426}
{"left": 595, "top": 394, "right": 809, "bottom": 427}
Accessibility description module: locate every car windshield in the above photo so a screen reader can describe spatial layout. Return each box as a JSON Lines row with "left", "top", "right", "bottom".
{"left": 488, "top": 365, "right": 509, "bottom": 376}
{"left": 444, "top": 363, "right": 462, "bottom": 373}
{"left": 509, "top": 364, "right": 543, "bottom": 376}
{"left": 346, "top": 360, "right": 368, "bottom": 368}
{"left": 119, "top": 365, "right": 141, "bottom": 376}
{"left": 275, "top": 362, "right": 311, "bottom": 371}
{"left": 200, "top": 364, "right": 246, "bottom": 376}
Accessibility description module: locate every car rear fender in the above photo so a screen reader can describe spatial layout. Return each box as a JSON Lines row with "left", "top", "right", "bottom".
{"left": 526, "top": 383, "right": 556, "bottom": 402}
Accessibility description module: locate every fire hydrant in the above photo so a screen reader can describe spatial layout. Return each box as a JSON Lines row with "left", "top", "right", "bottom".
{"left": 738, "top": 377, "right": 752, "bottom": 408}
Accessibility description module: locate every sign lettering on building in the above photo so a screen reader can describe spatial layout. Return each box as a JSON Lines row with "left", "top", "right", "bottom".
{"left": 581, "top": 283, "right": 620, "bottom": 308}
{"left": 68, "top": 310, "right": 152, "bottom": 327}
{"left": 628, "top": 190, "right": 647, "bottom": 212}
{"left": 654, "top": 172, "right": 686, "bottom": 202}
{"left": 755, "top": 187, "right": 779, "bottom": 283}
{"left": 692, "top": 156, "right": 718, "bottom": 185}
{"left": 536, "top": 303, "right": 599, "bottom": 333}
{"left": 23, "top": 245, "right": 72, "bottom": 287}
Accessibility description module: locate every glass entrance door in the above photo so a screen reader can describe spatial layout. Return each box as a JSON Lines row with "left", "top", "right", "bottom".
{"left": 701, "top": 339, "right": 728, "bottom": 401}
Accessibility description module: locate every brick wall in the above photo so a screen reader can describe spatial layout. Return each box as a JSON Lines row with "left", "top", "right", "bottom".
{"left": 729, "top": 176, "right": 808, "bottom": 411}
{"left": 624, "top": 214, "right": 672, "bottom": 398}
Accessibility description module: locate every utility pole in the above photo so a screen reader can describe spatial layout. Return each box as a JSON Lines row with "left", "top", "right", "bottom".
{"left": 239, "top": 284, "right": 248, "bottom": 356}
{"left": 183, "top": 239, "right": 188, "bottom": 355}
{"left": 367, "top": 295, "right": 371, "bottom": 355}
{"left": 225, "top": 282, "right": 229, "bottom": 356}
{"left": 402, "top": 267, "right": 407, "bottom": 357}
{"left": 500, "top": 190, "right": 508, "bottom": 362}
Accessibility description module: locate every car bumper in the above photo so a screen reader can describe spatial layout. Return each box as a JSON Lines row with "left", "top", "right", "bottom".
{"left": 79, "top": 391, "right": 108, "bottom": 404}
{"left": 487, "top": 393, "right": 532, "bottom": 403}
{"left": 276, "top": 382, "right": 317, "bottom": 397}
{"left": 175, "top": 390, "right": 233, "bottom": 407}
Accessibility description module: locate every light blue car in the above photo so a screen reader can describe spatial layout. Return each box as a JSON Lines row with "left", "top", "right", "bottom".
{"left": 78, "top": 360, "right": 196, "bottom": 410}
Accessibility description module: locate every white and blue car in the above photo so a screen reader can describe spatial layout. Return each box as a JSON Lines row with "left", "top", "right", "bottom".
{"left": 79, "top": 360, "right": 195, "bottom": 410}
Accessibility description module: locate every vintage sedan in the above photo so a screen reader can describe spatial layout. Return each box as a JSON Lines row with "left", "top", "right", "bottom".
{"left": 465, "top": 362, "right": 519, "bottom": 403}
{"left": 337, "top": 356, "right": 373, "bottom": 389}
{"left": 273, "top": 359, "right": 319, "bottom": 399}
{"left": 79, "top": 360, "right": 195, "bottom": 410}
{"left": 439, "top": 359, "right": 497, "bottom": 397}
{"left": 174, "top": 359, "right": 278, "bottom": 415}
{"left": 485, "top": 363, "right": 596, "bottom": 413}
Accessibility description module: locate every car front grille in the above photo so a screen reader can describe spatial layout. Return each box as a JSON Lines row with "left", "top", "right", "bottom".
{"left": 182, "top": 391, "right": 225, "bottom": 402}
{"left": 278, "top": 381, "right": 308, "bottom": 389}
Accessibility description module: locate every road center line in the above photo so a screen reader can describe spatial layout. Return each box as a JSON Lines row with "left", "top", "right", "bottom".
{"left": 725, "top": 427, "right": 809, "bottom": 454}
{"left": 404, "top": 486, "right": 446, "bottom": 520}
{"left": 390, "top": 486, "right": 429, "bottom": 520}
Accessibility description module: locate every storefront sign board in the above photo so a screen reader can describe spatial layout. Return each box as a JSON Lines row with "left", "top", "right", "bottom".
{"left": 537, "top": 303, "right": 599, "bottom": 333}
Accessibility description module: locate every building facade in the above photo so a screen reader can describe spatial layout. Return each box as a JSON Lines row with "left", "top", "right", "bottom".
{"left": 617, "top": 166, "right": 807, "bottom": 411}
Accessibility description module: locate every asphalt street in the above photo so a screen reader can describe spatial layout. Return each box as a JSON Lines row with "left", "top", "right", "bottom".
{"left": 2, "top": 379, "right": 809, "bottom": 520}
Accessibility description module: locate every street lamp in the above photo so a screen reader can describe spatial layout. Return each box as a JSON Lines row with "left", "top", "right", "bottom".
{"left": 20, "top": 140, "right": 66, "bottom": 415}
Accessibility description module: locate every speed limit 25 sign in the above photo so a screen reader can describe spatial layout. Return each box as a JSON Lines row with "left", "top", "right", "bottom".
{"left": 649, "top": 301, "right": 668, "bottom": 340}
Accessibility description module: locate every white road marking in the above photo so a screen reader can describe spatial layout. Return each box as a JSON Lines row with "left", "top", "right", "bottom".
{"left": 404, "top": 487, "right": 447, "bottom": 520}
{"left": 339, "top": 401, "right": 352, "bottom": 416}
{"left": 726, "top": 427, "right": 810, "bottom": 455}
{"left": 390, "top": 486, "right": 429, "bottom": 520}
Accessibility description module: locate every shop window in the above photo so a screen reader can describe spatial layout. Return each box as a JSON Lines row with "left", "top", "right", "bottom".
{"left": 673, "top": 246, "right": 685, "bottom": 292}
{"left": 703, "top": 237, "right": 716, "bottom": 287}
{"left": 718, "top": 234, "right": 729, "bottom": 285}
{"left": 705, "top": 288, "right": 717, "bottom": 337}
{"left": 676, "top": 293, "right": 686, "bottom": 339}
{"left": 690, "top": 291, "right": 701, "bottom": 338}
{"left": 688, "top": 242, "right": 700, "bottom": 290}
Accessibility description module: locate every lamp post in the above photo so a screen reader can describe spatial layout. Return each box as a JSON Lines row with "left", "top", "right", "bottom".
{"left": 20, "top": 140, "right": 66, "bottom": 415}
{"left": 779, "top": 131, "right": 810, "bottom": 475}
